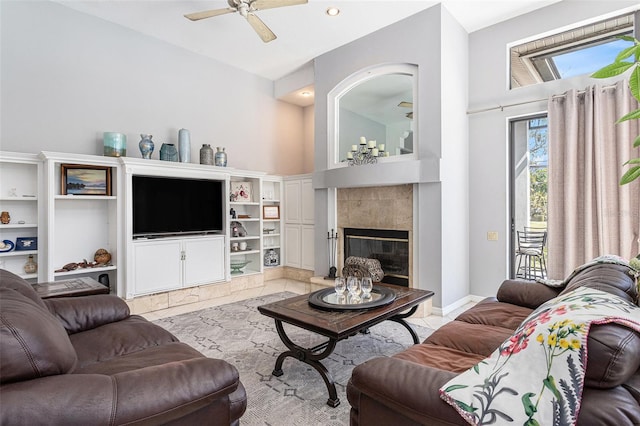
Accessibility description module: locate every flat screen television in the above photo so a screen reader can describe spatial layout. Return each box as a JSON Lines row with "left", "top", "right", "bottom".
{"left": 132, "top": 175, "right": 224, "bottom": 238}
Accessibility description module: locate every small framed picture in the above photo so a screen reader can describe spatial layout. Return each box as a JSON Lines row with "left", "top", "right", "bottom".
{"left": 61, "top": 164, "right": 112, "bottom": 196}
{"left": 15, "top": 237, "right": 37, "bottom": 251}
{"left": 263, "top": 205, "right": 280, "bottom": 220}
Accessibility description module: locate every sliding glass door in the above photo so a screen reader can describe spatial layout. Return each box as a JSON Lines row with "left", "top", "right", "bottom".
{"left": 509, "top": 114, "right": 548, "bottom": 278}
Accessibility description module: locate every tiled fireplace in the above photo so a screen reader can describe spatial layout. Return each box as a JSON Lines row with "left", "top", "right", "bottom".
{"left": 337, "top": 184, "right": 413, "bottom": 287}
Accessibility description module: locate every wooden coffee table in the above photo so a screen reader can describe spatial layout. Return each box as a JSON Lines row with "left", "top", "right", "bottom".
{"left": 257, "top": 283, "right": 434, "bottom": 407}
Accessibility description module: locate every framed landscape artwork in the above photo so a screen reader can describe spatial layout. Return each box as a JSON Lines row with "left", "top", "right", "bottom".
{"left": 61, "top": 164, "right": 112, "bottom": 196}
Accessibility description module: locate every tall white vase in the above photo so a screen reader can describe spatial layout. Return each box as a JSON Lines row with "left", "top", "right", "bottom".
{"left": 178, "top": 128, "right": 191, "bottom": 163}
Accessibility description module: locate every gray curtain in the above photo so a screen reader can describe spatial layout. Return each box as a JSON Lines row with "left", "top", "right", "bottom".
{"left": 547, "top": 80, "right": 640, "bottom": 279}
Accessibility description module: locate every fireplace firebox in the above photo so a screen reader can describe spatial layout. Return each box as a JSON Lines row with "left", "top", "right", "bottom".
{"left": 344, "top": 228, "right": 409, "bottom": 287}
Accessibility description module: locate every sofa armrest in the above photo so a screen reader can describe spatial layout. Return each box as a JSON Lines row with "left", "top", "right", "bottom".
{"left": 44, "top": 294, "right": 130, "bottom": 334}
{"left": 347, "top": 356, "right": 462, "bottom": 425}
{"left": 0, "top": 358, "right": 241, "bottom": 425}
{"left": 496, "top": 279, "right": 562, "bottom": 309}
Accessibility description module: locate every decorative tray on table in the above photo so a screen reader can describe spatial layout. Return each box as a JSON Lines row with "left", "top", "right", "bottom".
{"left": 308, "top": 285, "right": 396, "bottom": 311}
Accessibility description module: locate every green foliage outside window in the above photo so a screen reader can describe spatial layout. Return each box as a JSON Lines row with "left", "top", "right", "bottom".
{"left": 530, "top": 168, "right": 548, "bottom": 221}
{"left": 591, "top": 35, "right": 640, "bottom": 185}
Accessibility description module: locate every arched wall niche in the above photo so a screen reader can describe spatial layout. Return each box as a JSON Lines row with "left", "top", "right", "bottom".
{"left": 327, "top": 63, "right": 419, "bottom": 169}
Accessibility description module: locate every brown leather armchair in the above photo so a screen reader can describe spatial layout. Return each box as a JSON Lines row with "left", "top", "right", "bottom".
{"left": 0, "top": 269, "right": 246, "bottom": 425}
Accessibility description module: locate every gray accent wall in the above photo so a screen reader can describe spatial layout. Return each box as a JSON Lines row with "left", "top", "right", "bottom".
{"left": 313, "top": 5, "right": 470, "bottom": 309}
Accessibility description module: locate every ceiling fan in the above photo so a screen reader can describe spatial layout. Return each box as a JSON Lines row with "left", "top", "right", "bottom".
{"left": 398, "top": 101, "right": 413, "bottom": 119}
{"left": 184, "top": 0, "right": 308, "bottom": 43}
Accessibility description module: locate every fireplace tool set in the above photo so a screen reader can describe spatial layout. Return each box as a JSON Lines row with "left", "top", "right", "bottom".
{"left": 325, "top": 229, "right": 339, "bottom": 279}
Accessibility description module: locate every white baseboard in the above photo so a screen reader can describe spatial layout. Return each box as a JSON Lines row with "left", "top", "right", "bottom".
{"left": 431, "top": 294, "right": 485, "bottom": 317}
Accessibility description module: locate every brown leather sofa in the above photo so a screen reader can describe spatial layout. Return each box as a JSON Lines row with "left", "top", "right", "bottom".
{"left": 0, "top": 269, "right": 247, "bottom": 425}
{"left": 347, "top": 262, "right": 640, "bottom": 425}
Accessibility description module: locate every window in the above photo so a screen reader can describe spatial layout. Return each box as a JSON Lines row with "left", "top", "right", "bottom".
{"left": 510, "top": 12, "right": 635, "bottom": 88}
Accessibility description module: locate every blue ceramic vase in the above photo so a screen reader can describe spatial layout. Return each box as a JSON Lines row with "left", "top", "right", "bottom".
{"left": 178, "top": 128, "right": 190, "bottom": 163}
{"left": 139, "top": 134, "right": 154, "bottom": 159}
{"left": 215, "top": 147, "right": 227, "bottom": 167}
{"left": 160, "top": 143, "right": 179, "bottom": 162}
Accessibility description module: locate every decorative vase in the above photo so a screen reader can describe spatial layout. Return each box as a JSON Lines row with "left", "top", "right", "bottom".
{"left": 24, "top": 255, "right": 37, "bottom": 274}
{"left": 103, "top": 132, "right": 126, "bottom": 157}
{"left": 264, "top": 249, "right": 279, "bottom": 267}
{"left": 0, "top": 211, "right": 10, "bottom": 224}
{"left": 215, "top": 147, "right": 228, "bottom": 167}
{"left": 178, "top": 128, "right": 191, "bottom": 163}
{"left": 160, "top": 143, "right": 179, "bottom": 162}
{"left": 200, "top": 144, "right": 214, "bottom": 165}
{"left": 139, "top": 134, "right": 154, "bottom": 159}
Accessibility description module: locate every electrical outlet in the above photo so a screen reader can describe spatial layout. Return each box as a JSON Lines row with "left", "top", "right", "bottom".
{"left": 487, "top": 231, "right": 498, "bottom": 241}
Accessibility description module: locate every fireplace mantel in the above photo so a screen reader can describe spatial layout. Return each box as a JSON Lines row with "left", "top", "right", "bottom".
{"left": 313, "top": 158, "right": 440, "bottom": 190}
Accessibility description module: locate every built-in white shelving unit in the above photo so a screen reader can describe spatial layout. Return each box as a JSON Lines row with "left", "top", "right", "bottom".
{"left": 229, "top": 173, "right": 265, "bottom": 276}
{"left": 1, "top": 150, "right": 288, "bottom": 299}
{"left": 0, "top": 152, "right": 42, "bottom": 280}
{"left": 41, "top": 152, "right": 122, "bottom": 293}
{"left": 261, "top": 176, "right": 283, "bottom": 269}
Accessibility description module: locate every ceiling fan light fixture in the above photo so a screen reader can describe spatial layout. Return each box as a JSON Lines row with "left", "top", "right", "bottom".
{"left": 326, "top": 7, "right": 340, "bottom": 17}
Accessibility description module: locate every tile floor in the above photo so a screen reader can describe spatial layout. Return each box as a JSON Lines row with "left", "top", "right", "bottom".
{"left": 141, "top": 278, "right": 476, "bottom": 330}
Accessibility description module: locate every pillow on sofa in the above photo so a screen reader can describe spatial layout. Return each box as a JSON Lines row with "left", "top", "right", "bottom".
{"left": 0, "top": 288, "right": 77, "bottom": 384}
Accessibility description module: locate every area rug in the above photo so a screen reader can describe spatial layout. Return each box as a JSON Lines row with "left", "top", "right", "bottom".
{"left": 154, "top": 292, "right": 433, "bottom": 426}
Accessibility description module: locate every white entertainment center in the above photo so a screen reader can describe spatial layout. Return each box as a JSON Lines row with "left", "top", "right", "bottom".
{"left": 0, "top": 151, "right": 318, "bottom": 302}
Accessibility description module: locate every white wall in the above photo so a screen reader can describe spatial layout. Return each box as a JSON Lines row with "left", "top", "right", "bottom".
{"left": 440, "top": 7, "right": 469, "bottom": 307}
{"left": 302, "top": 105, "right": 315, "bottom": 174}
{"left": 468, "top": 1, "right": 639, "bottom": 297}
{"left": 0, "top": 1, "right": 306, "bottom": 175}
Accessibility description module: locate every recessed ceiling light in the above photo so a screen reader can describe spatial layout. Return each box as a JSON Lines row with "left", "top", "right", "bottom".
{"left": 326, "top": 7, "right": 340, "bottom": 17}
{"left": 301, "top": 91, "right": 313, "bottom": 97}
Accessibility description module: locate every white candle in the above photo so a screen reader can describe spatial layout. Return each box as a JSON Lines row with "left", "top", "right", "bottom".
{"left": 347, "top": 152, "right": 353, "bottom": 159}
{"left": 385, "top": 151, "right": 390, "bottom": 157}
{"left": 351, "top": 144, "right": 357, "bottom": 151}
{"left": 368, "top": 140, "right": 375, "bottom": 148}
{"left": 372, "top": 148, "right": 379, "bottom": 157}
{"left": 360, "top": 136, "right": 367, "bottom": 145}
{"left": 379, "top": 143, "right": 385, "bottom": 151}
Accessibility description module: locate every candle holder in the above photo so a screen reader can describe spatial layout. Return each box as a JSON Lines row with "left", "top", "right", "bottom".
{"left": 347, "top": 141, "right": 385, "bottom": 166}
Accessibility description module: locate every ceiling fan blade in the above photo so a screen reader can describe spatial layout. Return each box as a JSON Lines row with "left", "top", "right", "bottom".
{"left": 252, "top": 0, "right": 307, "bottom": 11}
{"left": 246, "top": 13, "right": 277, "bottom": 43}
{"left": 184, "top": 7, "right": 236, "bottom": 21}
{"left": 398, "top": 101, "right": 413, "bottom": 108}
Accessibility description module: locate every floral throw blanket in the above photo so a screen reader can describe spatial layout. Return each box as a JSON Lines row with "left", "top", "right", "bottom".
{"left": 439, "top": 287, "right": 640, "bottom": 425}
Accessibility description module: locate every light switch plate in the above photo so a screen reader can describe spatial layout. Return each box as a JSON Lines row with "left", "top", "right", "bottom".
{"left": 487, "top": 231, "right": 498, "bottom": 241}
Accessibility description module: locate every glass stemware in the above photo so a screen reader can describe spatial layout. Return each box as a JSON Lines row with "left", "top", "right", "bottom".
{"left": 347, "top": 276, "right": 361, "bottom": 302}
{"left": 361, "top": 277, "right": 373, "bottom": 298}
{"left": 334, "top": 277, "right": 346, "bottom": 296}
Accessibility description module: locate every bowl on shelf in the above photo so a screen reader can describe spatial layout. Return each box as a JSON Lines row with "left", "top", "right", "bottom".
{"left": 0, "top": 240, "right": 15, "bottom": 252}
{"left": 230, "top": 260, "right": 251, "bottom": 274}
